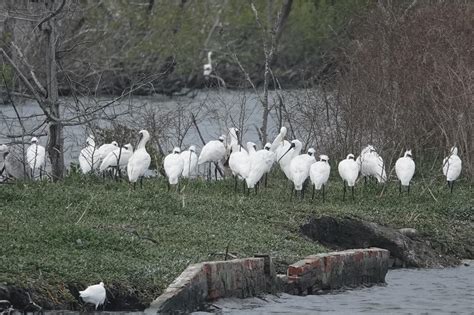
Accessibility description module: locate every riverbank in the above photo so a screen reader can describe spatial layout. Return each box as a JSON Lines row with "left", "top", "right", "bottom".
{"left": 0, "top": 172, "right": 472, "bottom": 311}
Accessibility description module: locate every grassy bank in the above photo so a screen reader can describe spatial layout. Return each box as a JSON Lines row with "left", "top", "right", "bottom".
{"left": 0, "top": 170, "right": 472, "bottom": 309}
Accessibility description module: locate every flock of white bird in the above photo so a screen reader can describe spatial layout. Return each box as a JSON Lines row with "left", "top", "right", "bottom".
{"left": 72, "top": 126, "right": 464, "bottom": 198}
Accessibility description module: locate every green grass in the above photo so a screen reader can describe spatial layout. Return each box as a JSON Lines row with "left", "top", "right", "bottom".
{"left": 0, "top": 170, "right": 472, "bottom": 307}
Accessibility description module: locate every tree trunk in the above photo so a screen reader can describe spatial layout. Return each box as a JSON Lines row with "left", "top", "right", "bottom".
{"left": 45, "top": 15, "right": 64, "bottom": 180}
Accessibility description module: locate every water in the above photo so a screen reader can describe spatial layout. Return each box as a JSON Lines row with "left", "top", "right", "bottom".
{"left": 0, "top": 90, "right": 281, "bottom": 167}
{"left": 195, "top": 262, "right": 474, "bottom": 314}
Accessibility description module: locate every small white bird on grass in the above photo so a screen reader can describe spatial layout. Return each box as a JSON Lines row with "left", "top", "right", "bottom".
{"left": 180, "top": 145, "right": 198, "bottom": 178}
{"left": 164, "top": 147, "right": 184, "bottom": 190}
{"left": 310, "top": 154, "right": 331, "bottom": 201}
{"left": 99, "top": 144, "right": 134, "bottom": 177}
{"left": 203, "top": 51, "right": 213, "bottom": 77}
{"left": 357, "top": 145, "right": 387, "bottom": 184}
{"left": 127, "top": 130, "right": 151, "bottom": 189}
{"left": 26, "top": 137, "right": 46, "bottom": 179}
{"left": 442, "top": 146, "right": 462, "bottom": 193}
{"left": 228, "top": 139, "right": 251, "bottom": 193}
{"left": 395, "top": 150, "right": 415, "bottom": 194}
{"left": 288, "top": 141, "right": 315, "bottom": 199}
{"left": 79, "top": 135, "right": 100, "bottom": 174}
{"left": 338, "top": 154, "right": 359, "bottom": 201}
{"left": 198, "top": 135, "right": 226, "bottom": 180}
{"left": 79, "top": 281, "right": 106, "bottom": 310}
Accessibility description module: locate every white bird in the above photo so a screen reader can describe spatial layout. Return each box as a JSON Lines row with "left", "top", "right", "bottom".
{"left": 442, "top": 146, "right": 462, "bottom": 193}
{"left": 395, "top": 150, "right": 415, "bottom": 194}
{"left": 198, "top": 135, "right": 226, "bottom": 180}
{"left": 79, "top": 135, "right": 100, "bottom": 174}
{"left": 0, "top": 144, "right": 29, "bottom": 180}
{"left": 228, "top": 139, "right": 251, "bottom": 192}
{"left": 26, "top": 137, "right": 46, "bottom": 179}
{"left": 164, "top": 147, "right": 184, "bottom": 189}
{"left": 79, "top": 281, "right": 106, "bottom": 310}
{"left": 203, "top": 51, "right": 213, "bottom": 76}
{"left": 180, "top": 145, "right": 198, "bottom": 178}
{"left": 99, "top": 144, "right": 134, "bottom": 174}
{"left": 97, "top": 141, "right": 119, "bottom": 161}
{"left": 288, "top": 140, "right": 316, "bottom": 198}
{"left": 246, "top": 143, "right": 275, "bottom": 193}
{"left": 310, "top": 154, "right": 331, "bottom": 201}
{"left": 356, "top": 145, "right": 387, "bottom": 184}
{"left": 338, "top": 154, "right": 359, "bottom": 200}
{"left": 127, "top": 130, "right": 151, "bottom": 189}
{"left": 271, "top": 127, "right": 294, "bottom": 179}
{"left": 254, "top": 142, "right": 275, "bottom": 188}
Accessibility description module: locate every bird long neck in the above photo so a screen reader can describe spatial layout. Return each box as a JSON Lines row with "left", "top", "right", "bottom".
{"left": 137, "top": 135, "right": 149, "bottom": 150}
{"left": 208, "top": 52, "right": 212, "bottom": 65}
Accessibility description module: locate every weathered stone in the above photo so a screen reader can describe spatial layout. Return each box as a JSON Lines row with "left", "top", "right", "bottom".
{"left": 301, "top": 216, "right": 459, "bottom": 267}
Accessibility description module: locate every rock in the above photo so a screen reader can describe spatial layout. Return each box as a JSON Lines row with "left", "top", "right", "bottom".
{"left": 300, "top": 216, "right": 459, "bottom": 268}
{"left": 398, "top": 228, "right": 418, "bottom": 238}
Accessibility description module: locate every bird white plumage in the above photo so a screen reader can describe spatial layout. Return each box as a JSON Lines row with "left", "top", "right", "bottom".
{"left": 97, "top": 141, "right": 119, "bottom": 161}
{"left": 289, "top": 141, "right": 315, "bottom": 191}
{"left": 26, "top": 137, "right": 45, "bottom": 178}
{"left": 203, "top": 51, "right": 213, "bottom": 76}
{"left": 356, "top": 145, "right": 387, "bottom": 183}
{"left": 164, "top": 147, "right": 184, "bottom": 185}
{"left": 79, "top": 281, "right": 106, "bottom": 310}
{"left": 245, "top": 142, "right": 275, "bottom": 189}
{"left": 229, "top": 141, "right": 251, "bottom": 179}
{"left": 443, "top": 146, "right": 462, "bottom": 182}
{"left": 198, "top": 136, "right": 226, "bottom": 165}
{"left": 180, "top": 145, "right": 198, "bottom": 178}
{"left": 79, "top": 135, "right": 100, "bottom": 174}
{"left": 395, "top": 150, "right": 415, "bottom": 186}
{"left": 99, "top": 144, "right": 133, "bottom": 172}
{"left": 310, "top": 155, "right": 331, "bottom": 190}
{"left": 127, "top": 130, "right": 151, "bottom": 184}
{"left": 338, "top": 154, "right": 359, "bottom": 187}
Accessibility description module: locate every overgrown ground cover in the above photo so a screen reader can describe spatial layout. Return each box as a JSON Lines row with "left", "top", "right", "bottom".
{"left": 0, "top": 169, "right": 472, "bottom": 308}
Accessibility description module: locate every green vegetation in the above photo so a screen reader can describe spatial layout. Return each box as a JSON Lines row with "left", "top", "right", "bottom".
{"left": 0, "top": 170, "right": 472, "bottom": 307}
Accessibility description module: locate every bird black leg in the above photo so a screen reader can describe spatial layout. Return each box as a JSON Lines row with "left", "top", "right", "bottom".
{"left": 311, "top": 185, "right": 315, "bottom": 200}
{"left": 133, "top": 182, "right": 136, "bottom": 190}
{"left": 208, "top": 163, "right": 211, "bottom": 181}
{"left": 399, "top": 182, "right": 402, "bottom": 195}
{"left": 450, "top": 181, "right": 454, "bottom": 193}
{"left": 242, "top": 180, "right": 246, "bottom": 194}
{"left": 140, "top": 177, "right": 143, "bottom": 189}
{"left": 264, "top": 173, "right": 268, "bottom": 187}
{"left": 407, "top": 184, "right": 410, "bottom": 194}
{"left": 167, "top": 181, "right": 170, "bottom": 192}
{"left": 343, "top": 181, "right": 346, "bottom": 201}
{"left": 322, "top": 184, "right": 325, "bottom": 202}
{"left": 351, "top": 186, "right": 355, "bottom": 200}
{"left": 215, "top": 165, "right": 218, "bottom": 181}
{"left": 234, "top": 176, "right": 237, "bottom": 192}
{"left": 364, "top": 177, "right": 367, "bottom": 186}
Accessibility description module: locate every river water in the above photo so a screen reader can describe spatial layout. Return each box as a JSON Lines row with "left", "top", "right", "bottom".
{"left": 194, "top": 262, "right": 474, "bottom": 314}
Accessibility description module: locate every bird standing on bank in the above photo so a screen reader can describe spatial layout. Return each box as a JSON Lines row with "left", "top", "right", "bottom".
{"left": 203, "top": 51, "right": 213, "bottom": 77}
{"left": 288, "top": 141, "right": 315, "bottom": 198}
{"left": 310, "top": 154, "right": 331, "bottom": 201}
{"left": 198, "top": 135, "right": 226, "bottom": 180}
{"left": 228, "top": 138, "right": 251, "bottom": 192}
{"left": 180, "top": 145, "right": 198, "bottom": 178}
{"left": 395, "top": 150, "right": 415, "bottom": 194}
{"left": 127, "top": 130, "right": 151, "bottom": 189}
{"left": 26, "top": 137, "right": 46, "bottom": 179}
{"left": 357, "top": 145, "right": 387, "bottom": 184}
{"left": 97, "top": 141, "right": 119, "bottom": 162}
{"left": 79, "top": 282, "right": 106, "bottom": 310}
{"left": 164, "top": 147, "right": 184, "bottom": 190}
{"left": 338, "top": 154, "right": 359, "bottom": 201}
{"left": 442, "top": 146, "right": 462, "bottom": 193}
{"left": 99, "top": 144, "right": 134, "bottom": 176}
{"left": 79, "top": 135, "right": 100, "bottom": 174}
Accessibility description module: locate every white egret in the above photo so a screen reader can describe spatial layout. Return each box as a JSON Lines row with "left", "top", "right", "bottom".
{"left": 271, "top": 127, "right": 294, "bottom": 179}
{"left": 356, "top": 145, "right": 387, "bottom": 184}
{"left": 245, "top": 142, "right": 275, "bottom": 194}
{"left": 288, "top": 140, "right": 315, "bottom": 198}
{"left": 395, "top": 150, "right": 415, "bottom": 194}
{"left": 97, "top": 141, "right": 119, "bottom": 161}
{"left": 228, "top": 140, "right": 252, "bottom": 192}
{"left": 0, "top": 144, "right": 30, "bottom": 180}
{"left": 203, "top": 51, "right": 213, "bottom": 76}
{"left": 127, "top": 130, "right": 151, "bottom": 189}
{"left": 79, "top": 281, "right": 106, "bottom": 310}
{"left": 180, "top": 145, "right": 198, "bottom": 178}
{"left": 442, "top": 146, "right": 462, "bottom": 193}
{"left": 310, "top": 154, "right": 331, "bottom": 201}
{"left": 256, "top": 142, "right": 275, "bottom": 187}
{"left": 26, "top": 137, "right": 46, "bottom": 179}
{"left": 198, "top": 135, "right": 226, "bottom": 180}
{"left": 79, "top": 135, "right": 100, "bottom": 174}
{"left": 99, "top": 144, "right": 134, "bottom": 177}
{"left": 164, "top": 147, "right": 184, "bottom": 190}
{"left": 338, "top": 154, "right": 359, "bottom": 200}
